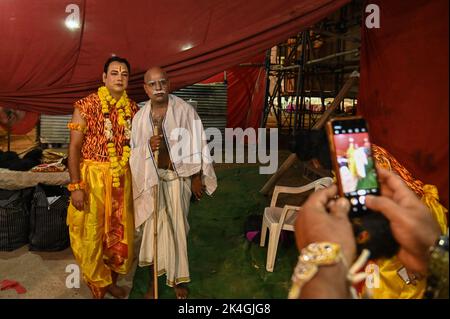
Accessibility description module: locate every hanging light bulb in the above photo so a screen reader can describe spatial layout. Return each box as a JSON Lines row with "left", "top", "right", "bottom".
{"left": 181, "top": 43, "right": 194, "bottom": 51}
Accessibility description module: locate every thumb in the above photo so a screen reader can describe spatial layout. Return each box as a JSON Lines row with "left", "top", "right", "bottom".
{"left": 365, "top": 195, "right": 400, "bottom": 222}
{"left": 329, "top": 197, "right": 350, "bottom": 219}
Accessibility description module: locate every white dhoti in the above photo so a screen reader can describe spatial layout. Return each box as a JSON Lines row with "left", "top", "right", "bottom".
{"left": 138, "top": 169, "right": 192, "bottom": 287}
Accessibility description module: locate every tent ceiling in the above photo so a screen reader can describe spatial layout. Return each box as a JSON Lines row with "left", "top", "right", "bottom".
{"left": 0, "top": 0, "right": 349, "bottom": 114}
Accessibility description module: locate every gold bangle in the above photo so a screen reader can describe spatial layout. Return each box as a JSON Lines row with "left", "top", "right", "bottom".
{"left": 67, "top": 181, "right": 86, "bottom": 192}
{"left": 288, "top": 242, "right": 344, "bottom": 299}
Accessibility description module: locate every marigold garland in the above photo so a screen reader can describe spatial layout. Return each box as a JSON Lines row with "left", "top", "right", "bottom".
{"left": 98, "top": 86, "right": 132, "bottom": 188}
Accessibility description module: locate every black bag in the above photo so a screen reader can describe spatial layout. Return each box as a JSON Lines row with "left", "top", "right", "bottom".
{"left": 0, "top": 188, "right": 33, "bottom": 251}
{"left": 29, "top": 184, "right": 70, "bottom": 251}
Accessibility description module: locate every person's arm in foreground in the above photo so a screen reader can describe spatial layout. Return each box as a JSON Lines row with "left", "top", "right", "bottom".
{"left": 295, "top": 168, "right": 443, "bottom": 298}
{"left": 294, "top": 184, "right": 355, "bottom": 298}
{"left": 365, "top": 168, "right": 441, "bottom": 274}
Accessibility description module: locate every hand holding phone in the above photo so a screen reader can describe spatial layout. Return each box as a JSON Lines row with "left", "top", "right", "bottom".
{"left": 326, "top": 116, "right": 399, "bottom": 259}
{"left": 326, "top": 116, "right": 379, "bottom": 218}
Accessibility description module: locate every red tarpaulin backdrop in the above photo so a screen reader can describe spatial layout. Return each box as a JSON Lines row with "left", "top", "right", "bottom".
{"left": 0, "top": 0, "right": 348, "bottom": 116}
{"left": 1, "top": 0, "right": 447, "bottom": 207}
{"left": 358, "top": 0, "right": 449, "bottom": 207}
{"left": 202, "top": 55, "right": 266, "bottom": 129}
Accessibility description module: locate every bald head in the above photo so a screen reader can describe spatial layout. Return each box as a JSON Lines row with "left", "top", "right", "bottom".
{"left": 143, "top": 66, "right": 170, "bottom": 105}
{"left": 144, "top": 67, "right": 168, "bottom": 83}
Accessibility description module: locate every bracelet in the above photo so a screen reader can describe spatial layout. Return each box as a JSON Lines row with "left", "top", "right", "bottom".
{"left": 288, "top": 242, "right": 345, "bottom": 299}
{"left": 68, "top": 122, "right": 87, "bottom": 134}
{"left": 288, "top": 242, "right": 370, "bottom": 299}
{"left": 67, "top": 181, "right": 86, "bottom": 192}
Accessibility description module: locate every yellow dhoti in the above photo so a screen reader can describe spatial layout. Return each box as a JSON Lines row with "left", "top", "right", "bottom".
{"left": 67, "top": 160, "right": 134, "bottom": 298}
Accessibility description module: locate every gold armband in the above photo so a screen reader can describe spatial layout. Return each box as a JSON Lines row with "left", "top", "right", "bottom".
{"left": 68, "top": 122, "right": 87, "bottom": 134}
{"left": 67, "top": 181, "right": 86, "bottom": 192}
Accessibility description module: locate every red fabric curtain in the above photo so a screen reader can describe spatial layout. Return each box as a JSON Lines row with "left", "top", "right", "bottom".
{"left": 202, "top": 54, "right": 266, "bottom": 129}
{"left": 0, "top": 0, "right": 349, "bottom": 115}
{"left": 358, "top": 0, "right": 449, "bottom": 207}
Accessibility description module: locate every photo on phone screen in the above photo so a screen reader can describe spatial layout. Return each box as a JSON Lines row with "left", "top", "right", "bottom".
{"left": 327, "top": 117, "right": 380, "bottom": 217}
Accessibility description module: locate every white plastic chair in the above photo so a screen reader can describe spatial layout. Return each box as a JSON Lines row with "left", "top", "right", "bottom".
{"left": 260, "top": 177, "right": 333, "bottom": 272}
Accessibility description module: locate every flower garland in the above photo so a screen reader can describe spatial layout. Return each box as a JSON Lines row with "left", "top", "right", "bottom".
{"left": 98, "top": 86, "right": 132, "bottom": 188}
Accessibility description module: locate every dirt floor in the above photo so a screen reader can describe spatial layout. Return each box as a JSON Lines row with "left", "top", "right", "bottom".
{"left": 0, "top": 246, "right": 92, "bottom": 298}
{"left": 0, "top": 231, "right": 142, "bottom": 299}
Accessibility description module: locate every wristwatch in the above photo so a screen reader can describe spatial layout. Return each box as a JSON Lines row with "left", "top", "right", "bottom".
{"left": 424, "top": 234, "right": 449, "bottom": 299}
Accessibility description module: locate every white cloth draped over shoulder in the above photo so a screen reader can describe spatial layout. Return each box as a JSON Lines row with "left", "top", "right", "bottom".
{"left": 129, "top": 94, "right": 217, "bottom": 228}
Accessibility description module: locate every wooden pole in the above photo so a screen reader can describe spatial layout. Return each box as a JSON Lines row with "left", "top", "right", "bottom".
{"left": 259, "top": 71, "right": 359, "bottom": 195}
{"left": 312, "top": 71, "right": 359, "bottom": 129}
{"left": 306, "top": 49, "right": 359, "bottom": 66}
{"left": 259, "top": 152, "right": 298, "bottom": 195}
{"left": 153, "top": 126, "right": 159, "bottom": 299}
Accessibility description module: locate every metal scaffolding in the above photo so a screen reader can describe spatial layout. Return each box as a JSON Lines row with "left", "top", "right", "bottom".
{"left": 262, "top": 1, "right": 363, "bottom": 140}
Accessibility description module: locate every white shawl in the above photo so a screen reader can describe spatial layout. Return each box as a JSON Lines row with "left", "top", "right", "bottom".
{"left": 130, "top": 94, "right": 217, "bottom": 228}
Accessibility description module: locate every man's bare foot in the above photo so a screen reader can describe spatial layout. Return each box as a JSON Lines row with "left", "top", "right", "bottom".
{"left": 174, "top": 284, "right": 188, "bottom": 299}
{"left": 107, "top": 284, "right": 127, "bottom": 299}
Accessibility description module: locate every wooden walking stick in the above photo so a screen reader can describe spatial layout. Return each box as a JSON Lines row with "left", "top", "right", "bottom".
{"left": 152, "top": 125, "right": 160, "bottom": 299}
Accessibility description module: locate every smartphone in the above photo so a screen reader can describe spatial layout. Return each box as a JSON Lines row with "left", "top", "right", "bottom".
{"left": 326, "top": 116, "right": 380, "bottom": 218}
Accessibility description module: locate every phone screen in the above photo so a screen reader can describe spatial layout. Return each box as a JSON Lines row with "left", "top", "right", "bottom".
{"left": 328, "top": 117, "right": 380, "bottom": 217}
